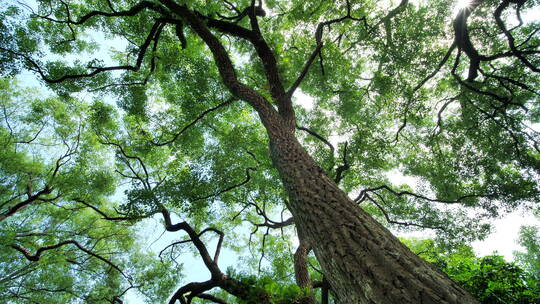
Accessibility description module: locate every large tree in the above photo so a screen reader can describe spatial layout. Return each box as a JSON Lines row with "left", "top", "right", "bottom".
{"left": 1, "top": 0, "right": 539, "bottom": 303}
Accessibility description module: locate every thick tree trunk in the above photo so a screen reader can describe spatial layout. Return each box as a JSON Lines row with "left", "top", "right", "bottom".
{"left": 268, "top": 133, "right": 478, "bottom": 304}
{"left": 157, "top": 4, "right": 479, "bottom": 302}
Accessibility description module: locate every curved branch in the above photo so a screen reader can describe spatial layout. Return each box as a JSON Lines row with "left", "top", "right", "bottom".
{"left": 452, "top": 0, "right": 485, "bottom": 81}
{"left": 494, "top": 0, "right": 540, "bottom": 74}
{"left": 11, "top": 240, "right": 127, "bottom": 278}
{"left": 160, "top": 208, "right": 222, "bottom": 278}
{"left": 334, "top": 141, "right": 350, "bottom": 184}
{"left": 287, "top": 2, "right": 366, "bottom": 99}
{"left": 196, "top": 293, "right": 228, "bottom": 304}
{"left": 413, "top": 43, "right": 456, "bottom": 92}
{"left": 2, "top": 20, "right": 163, "bottom": 84}
{"left": 255, "top": 217, "right": 294, "bottom": 229}
{"left": 158, "top": 238, "right": 192, "bottom": 261}
{"left": 354, "top": 184, "right": 492, "bottom": 204}
{"left": 193, "top": 167, "right": 256, "bottom": 202}
{"left": 364, "top": 194, "right": 445, "bottom": 230}
{"left": 99, "top": 139, "right": 150, "bottom": 189}
{"left": 0, "top": 186, "right": 53, "bottom": 222}
{"left": 243, "top": 201, "right": 295, "bottom": 229}
{"left": 160, "top": 207, "right": 273, "bottom": 304}
{"left": 246, "top": 5, "right": 290, "bottom": 117}
{"left": 198, "top": 227, "right": 225, "bottom": 264}
{"left": 157, "top": 0, "right": 284, "bottom": 136}
{"left": 169, "top": 279, "right": 218, "bottom": 304}
{"left": 73, "top": 198, "right": 146, "bottom": 221}
{"left": 296, "top": 125, "right": 335, "bottom": 154}
{"left": 33, "top": 1, "right": 167, "bottom": 25}
{"left": 152, "top": 97, "right": 235, "bottom": 146}
{"left": 367, "top": 0, "right": 410, "bottom": 35}
{"left": 198, "top": 7, "right": 293, "bottom": 125}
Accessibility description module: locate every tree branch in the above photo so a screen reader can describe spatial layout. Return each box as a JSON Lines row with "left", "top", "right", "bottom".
{"left": 364, "top": 193, "right": 446, "bottom": 230}
{"left": 413, "top": 43, "right": 456, "bottom": 92}
{"left": 193, "top": 167, "right": 256, "bottom": 202}
{"left": 158, "top": 0, "right": 284, "bottom": 136}
{"left": 196, "top": 293, "right": 228, "bottom": 304}
{"left": 32, "top": 1, "right": 167, "bottom": 25}
{"left": 0, "top": 186, "right": 53, "bottom": 222}
{"left": 160, "top": 207, "right": 272, "bottom": 304}
{"left": 287, "top": 2, "right": 366, "bottom": 99}
{"left": 197, "top": 6, "right": 294, "bottom": 127}
{"left": 354, "top": 184, "right": 492, "bottom": 205}
{"left": 294, "top": 240, "right": 316, "bottom": 304}
{"left": 152, "top": 97, "right": 235, "bottom": 146}
{"left": 493, "top": 0, "right": 540, "bottom": 74}
{"left": 2, "top": 20, "right": 163, "bottom": 84}
{"left": 11, "top": 240, "right": 128, "bottom": 278}
{"left": 334, "top": 142, "right": 350, "bottom": 184}
{"left": 73, "top": 198, "right": 146, "bottom": 221}
{"left": 296, "top": 125, "right": 335, "bottom": 154}
{"left": 452, "top": 0, "right": 485, "bottom": 81}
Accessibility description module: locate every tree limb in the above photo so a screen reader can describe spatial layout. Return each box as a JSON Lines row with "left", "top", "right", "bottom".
{"left": 197, "top": 6, "right": 294, "bottom": 126}
{"left": 334, "top": 141, "right": 350, "bottom": 184}
{"left": 287, "top": 1, "right": 366, "bottom": 99}
{"left": 452, "top": 0, "right": 485, "bottom": 81}
{"left": 493, "top": 0, "right": 539, "bottom": 74}
{"left": 0, "top": 186, "right": 53, "bottom": 222}
{"left": 193, "top": 167, "right": 256, "bottom": 202}
{"left": 354, "top": 184, "right": 493, "bottom": 204}
{"left": 364, "top": 193, "right": 446, "bottom": 230}
{"left": 158, "top": 0, "right": 286, "bottom": 136}
{"left": 296, "top": 125, "right": 335, "bottom": 154}
{"left": 11, "top": 240, "right": 128, "bottom": 278}
{"left": 152, "top": 97, "right": 235, "bottom": 146}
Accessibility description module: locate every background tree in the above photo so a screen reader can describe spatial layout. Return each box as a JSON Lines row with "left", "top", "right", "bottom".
{"left": 404, "top": 238, "right": 540, "bottom": 304}
{"left": 0, "top": 78, "right": 180, "bottom": 303}
{"left": 514, "top": 225, "right": 540, "bottom": 281}
{"left": 0, "top": 0, "right": 539, "bottom": 303}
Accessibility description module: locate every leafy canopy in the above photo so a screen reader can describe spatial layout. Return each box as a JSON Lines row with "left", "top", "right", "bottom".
{"left": 404, "top": 238, "right": 540, "bottom": 304}
{"left": 0, "top": 0, "right": 539, "bottom": 302}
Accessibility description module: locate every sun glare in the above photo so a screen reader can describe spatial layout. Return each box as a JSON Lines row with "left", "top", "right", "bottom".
{"left": 456, "top": 0, "right": 472, "bottom": 9}
{"left": 454, "top": 0, "right": 473, "bottom": 16}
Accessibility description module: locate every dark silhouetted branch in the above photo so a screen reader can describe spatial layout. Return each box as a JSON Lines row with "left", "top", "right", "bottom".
{"left": 73, "top": 198, "right": 146, "bottom": 221}
{"left": 296, "top": 125, "right": 335, "bottom": 154}
{"left": 334, "top": 142, "right": 350, "bottom": 184}
{"left": 0, "top": 186, "right": 53, "bottom": 222}
{"left": 152, "top": 97, "right": 235, "bottom": 146}
{"left": 355, "top": 184, "right": 491, "bottom": 204}
{"left": 287, "top": 1, "right": 366, "bottom": 99}
{"left": 364, "top": 194, "right": 445, "bottom": 230}
{"left": 193, "top": 167, "right": 256, "bottom": 202}
{"left": 11, "top": 240, "right": 127, "bottom": 278}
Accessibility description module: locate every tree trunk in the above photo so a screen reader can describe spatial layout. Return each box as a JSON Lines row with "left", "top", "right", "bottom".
{"left": 268, "top": 133, "right": 478, "bottom": 304}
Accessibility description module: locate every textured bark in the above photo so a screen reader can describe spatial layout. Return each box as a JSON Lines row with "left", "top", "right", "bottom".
{"left": 268, "top": 132, "right": 479, "bottom": 304}
{"left": 294, "top": 240, "right": 316, "bottom": 304}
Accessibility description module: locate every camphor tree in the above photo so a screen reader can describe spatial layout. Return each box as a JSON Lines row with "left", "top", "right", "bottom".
{"left": 0, "top": 0, "right": 539, "bottom": 303}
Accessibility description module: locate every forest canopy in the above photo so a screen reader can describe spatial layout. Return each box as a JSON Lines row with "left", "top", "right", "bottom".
{"left": 0, "top": 0, "right": 539, "bottom": 303}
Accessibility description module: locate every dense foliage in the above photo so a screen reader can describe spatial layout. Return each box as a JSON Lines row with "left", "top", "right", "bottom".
{"left": 405, "top": 238, "right": 540, "bottom": 304}
{"left": 0, "top": 0, "right": 539, "bottom": 302}
{"left": 515, "top": 225, "right": 540, "bottom": 281}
